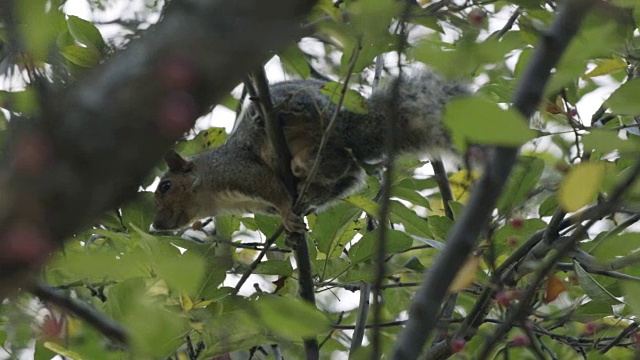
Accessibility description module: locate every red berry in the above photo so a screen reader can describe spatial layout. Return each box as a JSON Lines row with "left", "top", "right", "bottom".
{"left": 507, "top": 236, "right": 520, "bottom": 247}
{"left": 512, "top": 334, "right": 530, "bottom": 346}
{"left": 468, "top": 9, "right": 487, "bottom": 27}
{"left": 450, "top": 337, "right": 466, "bottom": 352}
{"left": 510, "top": 217, "right": 524, "bottom": 229}
{"left": 496, "top": 291, "right": 511, "bottom": 306}
{"left": 584, "top": 322, "right": 597, "bottom": 335}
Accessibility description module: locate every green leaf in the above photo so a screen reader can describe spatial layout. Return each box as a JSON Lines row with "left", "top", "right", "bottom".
{"left": 538, "top": 195, "right": 559, "bottom": 217}
{"left": 133, "top": 227, "right": 205, "bottom": 294}
{"left": 106, "top": 278, "right": 188, "bottom": 357}
{"left": 389, "top": 201, "right": 432, "bottom": 238}
{"left": 574, "top": 261, "right": 622, "bottom": 305}
{"left": 583, "top": 129, "right": 640, "bottom": 154}
{"left": 623, "top": 281, "right": 640, "bottom": 317}
{"left": 573, "top": 301, "right": 613, "bottom": 322}
{"left": 411, "top": 236, "right": 445, "bottom": 251}
{"left": 584, "top": 58, "right": 627, "bottom": 78}
{"left": 35, "top": 341, "right": 58, "bottom": 360}
{"left": 312, "top": 202, "right": 362, "bottom": 255}
{"left": 254, "top": 295, "right": 331, "bottom": 339}
{"left": 0, "top": 90, "right": 38, "bottom": 114}
{"left": 427, "top": 215, "right": 453, "bottom": 241}
{"left": 175, "top": 127, "right": 227, "bottom": 156}
{"left": 497, "top": 156, "right": 544, "bottom": 214}
{"left": 391, "top": 186, "right": 431, "bottom": 209}
{"left": 43, "top": 342, "right": 84, "bottom": 360}
{"left": 606, "top": 79, "right": 640, "bottom": 115}
{"left": 591, "top": 233, "right": 640, "bottom": 261}
{"left": 413, "top": 35, "right": 524, "bottom": 78}
{"left": 49, "top": 247, "right": 145, "bottom": 283}
{"left": 253, "top": 214, "right": 284, "bottom": 241}
{"left": 493, "top": 218, "right": 547, "bottom": 256}
{"left": 320, "top": 82, "right": 368, "bottom": 114}
{"left": 559, "top": 162, "right": 605, "bottom": 212}
{"left": 344, "top": 195, "right": 379, "bottom": 219}
{"left": 409, "top": 13, "right": 444, "bottom": 33}
{"left": 121, "top": 192, "right": 155, "bottom": 231}
{"left": 67, "top": 15, "right": 106, "bottom": 53}
{"left": 313, "top": 258, "right": 351, "bottom": 280}
{"left": 17, "top": 0, "right": 66, "bottom": 61}
{"left": 278, "top": 43, "right": 310, "bottom": 79}
{"left": 444, "top": 97, "right": 536, "bottom": 151}
{"left": 61, "top": 45, "right": 101, "bottom": 68}
{"left": 348, "top": 229, "right": 413, "bottom": 263}
{"left": 201, "top": 310, "right": 267, "bottom": 356}
{"left": 546, "top": 23, "right": 627, "bottom": 95}
{"left": 254, "top": 260, "right": 293, "bottom": 276}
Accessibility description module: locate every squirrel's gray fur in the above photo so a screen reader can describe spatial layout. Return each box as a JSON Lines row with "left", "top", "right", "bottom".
{"left": 153, "top": 69, "right": 470, "bottom": 231}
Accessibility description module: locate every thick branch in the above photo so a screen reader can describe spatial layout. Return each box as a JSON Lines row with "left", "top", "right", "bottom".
{"left": 0, "top": 0, "right": 317, "bottom": 297}
{"left": 391, "top": 0, "right": 597, "bottom": 358}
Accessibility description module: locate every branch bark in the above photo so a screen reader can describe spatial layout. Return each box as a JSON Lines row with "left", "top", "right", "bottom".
{"left": 0, "top": 0, "right": 317, "bottom": 297}
{"left": 391, "top": 0, "right": 597, "bottom": 358}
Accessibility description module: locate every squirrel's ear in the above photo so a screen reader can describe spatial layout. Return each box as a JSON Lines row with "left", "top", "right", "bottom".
{"left": 165, "top": 150, "right": 193, "bottom": 172}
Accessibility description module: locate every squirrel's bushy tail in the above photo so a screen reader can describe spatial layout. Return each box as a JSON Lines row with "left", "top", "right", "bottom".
{"left": 342, "top": 69, "right": 471, "bottom": 163}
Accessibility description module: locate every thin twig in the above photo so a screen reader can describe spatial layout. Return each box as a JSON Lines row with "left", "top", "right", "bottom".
{"left": 372, "top": 5, "right": 411, "bottom": 358}
{"left": 496, "top": 7, "right": 521, "bottom": 39}
{"left": 31, "top": 281, "right": 128, "bottom": 345}
{"left": 349, "top": 283, "right": 370, "bottom": 355}
{"left": 232, "top": 226, "right": 285, "bottom": 294}
{"left": 598, "top": 322, "right": 639, "bottom": 354}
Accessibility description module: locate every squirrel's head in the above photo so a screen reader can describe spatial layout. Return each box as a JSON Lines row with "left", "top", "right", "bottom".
{"left": 152, "top": 150, "right": 200, "bottom": 230}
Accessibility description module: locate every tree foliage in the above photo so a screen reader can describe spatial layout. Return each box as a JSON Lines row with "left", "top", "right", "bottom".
{"left": 1, "top": 0, "right": 640, "bottom": 359}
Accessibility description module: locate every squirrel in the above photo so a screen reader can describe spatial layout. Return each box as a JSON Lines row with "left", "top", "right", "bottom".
{"left": 152, "top": 69, "right": 470, "bottom": 233}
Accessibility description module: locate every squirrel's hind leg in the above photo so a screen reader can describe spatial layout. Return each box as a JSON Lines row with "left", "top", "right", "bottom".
{"left": 293, "top": 146, "right": 366, "bottom": 211}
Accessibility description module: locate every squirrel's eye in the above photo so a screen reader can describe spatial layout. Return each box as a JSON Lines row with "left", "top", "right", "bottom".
{"left": 159, "top": 180, "right": 172, "bottom": 194}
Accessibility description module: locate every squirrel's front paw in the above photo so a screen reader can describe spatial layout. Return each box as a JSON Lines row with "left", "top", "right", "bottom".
{"left": 283, "top": 212, "right": 307, "bottom": 234}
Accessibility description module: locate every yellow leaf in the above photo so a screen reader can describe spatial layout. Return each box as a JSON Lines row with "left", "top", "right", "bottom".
{"left": 448, "top": 255, "right": 481, "bottom": 293}
{"left": 559, "top": 162, "right": 605, "bottom": 212}
{"left": 584, "top": 59, "right": 627, "bottom": 78}
{"left": 544, "top": 274, "right": 567, "bottom": 303}
{"left": 191, "top": 322, "right": 204, "bottom": 332}
{"left": 44, "top": 342, "right": 84, "bottom": 360}
{"left": 448, "top": 170, "right": 480, "bottom": 203}
{"left": 180, "top": 292, "right": 193, "bottom": 311}
{"left": 66, "top": 316, "right": 82, "bottom": 338}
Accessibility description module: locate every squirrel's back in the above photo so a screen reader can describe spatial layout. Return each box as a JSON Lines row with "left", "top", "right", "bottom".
{"left": 233, "top": 69, "right": 470, "bottom": 164}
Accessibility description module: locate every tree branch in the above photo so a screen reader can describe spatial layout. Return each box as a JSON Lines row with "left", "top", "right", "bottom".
{"left": 0, "top": 0, "right": 318, "bottom": 298}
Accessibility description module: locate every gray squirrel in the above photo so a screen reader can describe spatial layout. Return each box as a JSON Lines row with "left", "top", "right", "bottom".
{"left": 152, "top": 69, "right": 470, "bottom": 232}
